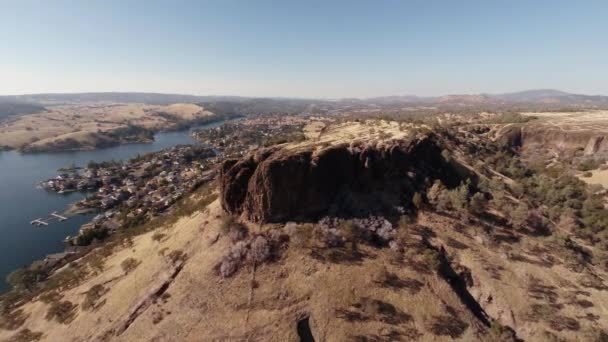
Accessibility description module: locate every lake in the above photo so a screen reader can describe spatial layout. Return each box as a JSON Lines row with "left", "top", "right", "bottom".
{"left": 0, "top": 121, "right": 224, "bottom": 292}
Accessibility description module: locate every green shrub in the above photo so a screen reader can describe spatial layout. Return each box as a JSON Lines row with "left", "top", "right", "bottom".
{"left": 75, "top": 227, "right": 109, "bottom": 246}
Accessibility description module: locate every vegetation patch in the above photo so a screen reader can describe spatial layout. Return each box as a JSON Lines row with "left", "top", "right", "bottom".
{"left": 428, "top": 314, "right": 469, "bottom": 338}
{"left": 6, "top": 328, "right": 43, "bottom": 342}
{"left": 45, "top": 300, "right": 77, "bottom": 324}
{"left": 375, "top": 271, "right": 424, "bottom": 294}
{"left": 82, "top": 284, "right": 108, "bottom": 311}
{"left": 121, "top": 257, "right": 141, "bottom": 274}
{"left": 217, "top": 221, "right": 289, "bottom": 277}
{"left": 337, "top": 298, "right": 413, "bottom": 326}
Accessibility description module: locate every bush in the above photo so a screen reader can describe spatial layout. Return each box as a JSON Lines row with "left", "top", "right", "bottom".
{"left": 6, "top": 268, "right": 47, "bottom": 293}
{"left": 249, "top": 236, "right": 271, "bottom": 265}
{"left": 0, "top": 307, "right": 28, "bottom": 331}
{"left": 10, "top": 329, "right": 43, "bottom": 342}
{"left": 422, "top": 249, "right": 442, "bottom": 272}
{"left": 285, "top": 222, "right": 314, "bottom": 248}
{"left": 220, "top": 215, "right": 248, "bottom": 242}
{"left": 121, "top": 258, "right": 140, "bottom": 274}
{"left": 449, "top": 181, "right": 471, "bottom": 212}
{"left": 219, "top": 241, "right": 249, "bottom": 277}
{"left": 167, "top": 250, "right": 187, "bottom": 265}
{"left": 428, "top": 314, "right": 468, "bottom": 338}
{"left": 151, "top": 232, "right": 166, "bottom": 242}
{"left": 45, "top": 300, "right": 76, "bottom": 324}
{"left": 81, "top": 284, "right": 107, "bottom": 311}
{"left": 75, "top": 227, "right": 109, "bottom": 246}
{"left": 488, "top": 320, "right": 518, "bottom": 341}
{"left": 218, "top": 231, "right": 285, "bottom": 278}
{"left": 578, "top": 159, "right": 599, "bottom": 172}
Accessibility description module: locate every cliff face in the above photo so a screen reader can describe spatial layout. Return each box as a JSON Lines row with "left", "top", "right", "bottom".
{"left": 220, "top": 134, "right": 463, "bottom": 223}
{"left": 496, "top": 124, "right": 608, "bottom": 158}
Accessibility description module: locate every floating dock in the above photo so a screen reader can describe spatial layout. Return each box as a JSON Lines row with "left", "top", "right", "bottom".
{"left": 50, "top": 212, "right": 68, "bottom": 221}
{"left": 30, "top": 211, "right": 69, "bottom": 226}
{"left": 30, "top": 218, "right": 49, "bottom": 226}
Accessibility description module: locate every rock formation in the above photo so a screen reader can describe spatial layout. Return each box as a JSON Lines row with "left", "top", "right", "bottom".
{"left": 220, "top": 133, "right": 465, "bottom": 223}
{"left": 584, "top": 136, "right": 606, "bottom": 156}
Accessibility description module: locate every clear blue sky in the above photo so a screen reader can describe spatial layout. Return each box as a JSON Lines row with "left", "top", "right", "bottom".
{"left": 1, "top": 0, "right": 607, "bottom": 98}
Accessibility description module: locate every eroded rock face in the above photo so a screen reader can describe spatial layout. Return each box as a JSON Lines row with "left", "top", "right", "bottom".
{"left": 584, "top": 136, "right": 606, "bottom": 156}
{"left": 497, "top": 125, "right": 608, "bottom": 158}
{"left": 219, "top": 134, "right": 465, "bottom": 223}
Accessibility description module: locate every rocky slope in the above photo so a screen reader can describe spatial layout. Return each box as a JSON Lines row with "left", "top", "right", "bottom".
{"left": 2, "top": 120, "right": 608, "bottom": 342}
{"left": 495, "top": 111, "right": 608, "bottom": 160}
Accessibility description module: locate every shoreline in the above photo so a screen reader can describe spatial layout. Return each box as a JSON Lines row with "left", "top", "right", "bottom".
{"left": 0, "top": 119, "right": 229, "bottom": 293}
{"left": 2, "top": 115, "right": 230, "bottom": 155}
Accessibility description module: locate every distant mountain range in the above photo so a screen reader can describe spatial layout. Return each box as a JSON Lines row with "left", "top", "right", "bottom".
{"left": 1, "top": 89, "right": 608, "bottom": 118}
{"left": 0, "top": 92, "right": 248, "bottom": 106}
{"left": 364, "top": 89, "right": 608, "bottom": 107}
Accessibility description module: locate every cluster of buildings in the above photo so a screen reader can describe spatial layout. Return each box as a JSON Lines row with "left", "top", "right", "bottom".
{"left": 41, "top": 145, "right": 217, "bottom": 244}
{"left": 191, "top": 115, "right": 315, "bottom": 157}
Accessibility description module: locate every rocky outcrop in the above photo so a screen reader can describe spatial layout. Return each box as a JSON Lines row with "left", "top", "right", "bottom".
{"left": 497, "top": 125, "right": 608, "bottom": 158}
{"left": 584, "top": 136, "right": 606, "bottom": 156}
{"left": 220, "top": 134, "right": 466, "bottom": 223}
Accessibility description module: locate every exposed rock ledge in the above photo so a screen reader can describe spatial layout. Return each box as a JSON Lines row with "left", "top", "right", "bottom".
{"left": 220, "top": 133, "right": 466, "bottom": 223}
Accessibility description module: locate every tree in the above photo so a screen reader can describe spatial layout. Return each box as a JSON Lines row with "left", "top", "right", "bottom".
{"left": 6, "top": 268, "right": 47, "bottom": 293}
{"left": 449, "top": 181, "right": 470, "bottom": 212}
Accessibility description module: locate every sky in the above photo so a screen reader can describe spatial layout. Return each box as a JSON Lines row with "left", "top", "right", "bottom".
{"left": 1, "top": 0, "right": 607, "bottom": 98}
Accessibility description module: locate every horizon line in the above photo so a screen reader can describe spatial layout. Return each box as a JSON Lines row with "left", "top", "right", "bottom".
{"left": 1, "top": 88, "right": 606, "bottom": 101}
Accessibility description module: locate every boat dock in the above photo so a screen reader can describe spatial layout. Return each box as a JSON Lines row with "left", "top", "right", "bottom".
{"left": 51, "top": 212, "right": 68, "bottom": 221}
{"left": 30, "top": 211, "right": 69, "bottom": 226}
{"left": 30, "top": 218, "right": 49, "bottom": 226}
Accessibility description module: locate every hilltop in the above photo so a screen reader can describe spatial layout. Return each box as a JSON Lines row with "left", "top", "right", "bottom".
{"left": 0, "top": 103, "right": 220, "bottom": 153}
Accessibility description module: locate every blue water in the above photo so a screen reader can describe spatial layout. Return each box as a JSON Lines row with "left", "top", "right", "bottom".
{"left": 0, "top": 121, "right": 224, "bottom": 292}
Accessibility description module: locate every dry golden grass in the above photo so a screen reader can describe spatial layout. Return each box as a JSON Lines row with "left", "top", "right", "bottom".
{"left": 521, "top": 110, "right": 608, "bottom": 133}
{"left": 3, "top": 196, "right": 606, "bottom": 341}
{"left": 0, "top": 103, "right": 214, "bottom": 150}
{"left": 579, "top": 169, "right": 608, "bottom": 189}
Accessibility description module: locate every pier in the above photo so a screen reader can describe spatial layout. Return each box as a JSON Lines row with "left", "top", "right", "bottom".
{"left": 51, "top": 212, "right": 68, "bottom": 221}
{"left": 30, "top": 218, "right": 49, "bottom": 226}
{"left": 30, "top": 211, "right": 69, "bottom": 226}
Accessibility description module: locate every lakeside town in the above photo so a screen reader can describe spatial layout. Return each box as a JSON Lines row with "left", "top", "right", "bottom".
{"left": 190, "top": 114, "right": 331, "bottom": 157}
{"left": 39, "top": 145, "right": 217, "bottom": 244}
{"left": 27, "top": 115, "right": 331, "bottom": 279}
